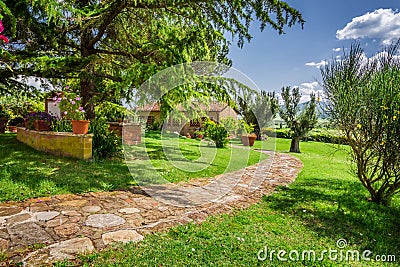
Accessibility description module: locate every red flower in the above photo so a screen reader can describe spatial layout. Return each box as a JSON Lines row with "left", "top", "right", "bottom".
{"left": 0, "top": 35, "right": 9, "bottom": 44}
{"left": 0, "top": 21, "right": 8, "bottom": 43}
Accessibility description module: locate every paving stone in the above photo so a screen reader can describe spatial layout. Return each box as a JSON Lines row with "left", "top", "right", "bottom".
{"left": 49, "top": 237, "right": 94, "bottom": 259}
{"left": 6, "top": 213, "right": 31, "bottom": 225}
{"left": 69, "top": 216, "right": 82, "bottom": 223}
{"left": 58, "top": 200, "right": 87, "bottom": 207}
{"left": 85, "top": 214, "right": 126, "bottom": 228}
{"left": 61, "top": 210, "right": 81, "bottom": 217}
{"left": 0, "top": 206, "right": 22, "bottom": 217}
{"left": 8, "top": 222, "right": 53, "bottom": 246}
{"left": 0, "top": 237, "right": 9, "bottom": 250}
{"left": 46, "top": 217, "right": 68, "bottom": 228}
{"left": 23, "top": 237, "right": 95, "bottom": 265}
{"left": 54, "top": 223, "right": 80, "bottom": 238}
{"left": 118, "top": 207, "right": 140, "bottom": 214}
{"left": 0, "top": 229, "right": 9, "bottom": 240}
{"left": 81, "top": 206, "right": 101, "bottom": 213}
{"left": 35, "top": 211, "right": 60, "bottom": 221}
{"left": 102, "top": 230, "right": 144, "bottom": 245}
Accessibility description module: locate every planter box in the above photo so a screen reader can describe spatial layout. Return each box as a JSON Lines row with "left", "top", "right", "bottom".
{"left": 16, "top": 127, "right": 93, "bottom": 160}
{"left": 8, "top": 126, "right": 17, "bottom": 133}
{"left": 107, "top": 122, "right": 123, "bottom": 136}
{"left": 34, "top": 120, "right": 52, "bottom": 131}
{"left": 122, "top": 123, "right": 142, "bottom": 145}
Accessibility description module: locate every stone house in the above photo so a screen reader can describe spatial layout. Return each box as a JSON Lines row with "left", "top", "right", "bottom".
{"left": 136, "top": 102, "right": 238, "bottom": 135}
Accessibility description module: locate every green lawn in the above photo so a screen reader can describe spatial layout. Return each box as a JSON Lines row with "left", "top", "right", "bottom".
{"left": 69, "top": 138, "right": 399, "bottom": 267}
{"left": 0, "top": 132, "right": 266, "bottom": 202}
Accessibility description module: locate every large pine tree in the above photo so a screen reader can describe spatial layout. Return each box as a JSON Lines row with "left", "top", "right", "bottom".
{"left": 0, "top": 0, "right": 304, "bottom": 118}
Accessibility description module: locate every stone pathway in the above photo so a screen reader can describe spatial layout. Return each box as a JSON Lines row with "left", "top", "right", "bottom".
{"left": 0, "top": 151, "right": 302, "bottom": 266}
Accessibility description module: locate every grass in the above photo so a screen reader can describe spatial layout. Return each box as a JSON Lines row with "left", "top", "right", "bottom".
{"left": 68, "top": 138, "right": 399, "bottom": 266}
{"left": 0, "top": 132, "right": 266, "bottom": 202}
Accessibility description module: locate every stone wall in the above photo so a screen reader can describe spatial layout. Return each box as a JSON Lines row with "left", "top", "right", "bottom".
{"left": 16, "top": 127, "right": 93, "bottom": 160}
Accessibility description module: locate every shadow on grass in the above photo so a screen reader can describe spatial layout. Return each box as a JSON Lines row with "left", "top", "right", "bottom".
{"left": 263, "top": 173, "right": 400, "bottom": 256}
{"left": 0, "top": 134, "right": 139, "bottom": 202}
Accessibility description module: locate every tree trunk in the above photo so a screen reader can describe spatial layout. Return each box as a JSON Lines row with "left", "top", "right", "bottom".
{"left": 371, "top": 192, "right": 392, "bottom": 206}
{"left": 255, "top": 125, "right": 261, "bottom": 140}
{"left": 80, "top": 26, "right": 96, "bottom": 120}
{"left": 80, "top": 75, "right": 96, "bottom": 120}
{"left": 290, "top": 136, "right": 301, "bottom": 153}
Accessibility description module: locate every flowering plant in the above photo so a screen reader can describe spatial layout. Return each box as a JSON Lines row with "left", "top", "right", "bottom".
{"left": 0, "top": 20, "right": 9, "bottom": 44}
{"left": 25, "top": 111, "right": 56, "bottom": 130}
{"left": 57, "top": 92, "right": 87, "bottom": 120}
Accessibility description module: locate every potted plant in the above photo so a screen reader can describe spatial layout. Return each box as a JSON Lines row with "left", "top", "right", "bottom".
{"left": 240, "top": 120, "right": 257, "bottom": 147}
{"left": 58, "top": 93, "right": 89, "bottom": 134}
{"left": 8, "top": 116, "right": 25, "bottom": 132}
{"left": 0, "top": 104, "right": 10, "bottom": 134}
{"left": 194, "top": 130, "right": 204, "bottom": 139}
{"left": 25, "top": 112, "right": 55, "bottom": 131}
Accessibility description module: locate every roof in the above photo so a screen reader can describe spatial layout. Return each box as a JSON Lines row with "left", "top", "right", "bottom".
{"left": 136, "top": 102, "right": 230, "bottom": 112}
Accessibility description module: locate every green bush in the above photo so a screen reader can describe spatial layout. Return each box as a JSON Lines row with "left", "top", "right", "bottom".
{"left": 95, "top": 101, "right": 134, "bottom": 122}
{"left": 89, "top": 117, "right": 122, "bottom": 159}
{"left": 51, "top": 119, "right": 72, "bottom": 132}
{"left": 220, "top": 117, "right": 239, "bottom": 135}
{"left": 203, "top": 119, "right": 228, "bottom": 148}
{"left": 262, "top": 127, "right": 348, "bottom": 145}
{"left": 146, "top": 120, "right": 161, "bottom": 131}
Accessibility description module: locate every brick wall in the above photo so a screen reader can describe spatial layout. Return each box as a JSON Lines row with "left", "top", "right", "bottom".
{"left": 16, "top": 127, "right": 93, "bottom": 160}
{"left": 121, "top": 124, "right": 142, "bottom": 145}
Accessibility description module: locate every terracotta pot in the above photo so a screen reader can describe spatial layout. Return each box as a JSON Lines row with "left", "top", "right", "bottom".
{"left": 197, "top": 133, "right": 204, "bottom": 139}
{"left": 0, "top": 118, "right": 8, "bottom": 134}
{"left": 72, "top": 120, "right": 90, "bottom": 134}
{"left": 241, "top": 134, "right": 256, "bottom": 147}
{"left": 8, "top": 126, "right": 17, "bottom": 133}
{"left": 34, "top": 120, "right": 51, "bottom": 131}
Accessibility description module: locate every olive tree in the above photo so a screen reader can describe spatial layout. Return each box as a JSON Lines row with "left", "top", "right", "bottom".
{"left": 279, "top": 86, "right": 318, "bottom": 153}
{"left": 321, "top": 42, "right": 400, "bottom": 206}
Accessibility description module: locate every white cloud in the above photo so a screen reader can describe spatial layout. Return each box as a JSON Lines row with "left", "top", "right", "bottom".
{"left": 305, "top": 60, "right": 328, "bottom": 68}
{"left": 297, "top": 82, "right": 324, "bottom": 103}
{"left": 333, "top": 48, "right": 341, "bottom": 52}
{"left": 336, "top": 8, "right": 400, "bottom": 44}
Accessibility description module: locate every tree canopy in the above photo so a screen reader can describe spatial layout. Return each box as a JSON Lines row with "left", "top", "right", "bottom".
{"left": 0, "top": 0, "right": 304, "bottom": 118}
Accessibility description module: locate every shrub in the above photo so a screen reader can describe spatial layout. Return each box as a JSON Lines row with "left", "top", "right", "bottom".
{"left": 8, "top": 117, "right": 25, "bottom": 126}
{"left": 95, "top": 102, "right": 133, "bottom": 122}
{"left": 146, "top": 120, "right": 161, "bottom": 131}
{"left": 89, "top": 117, "right": 122, "bottom": 159}
{"left": 203, "top": 119, "right": 228, "bottom": 148}
{"left": 238, "top": 119, "right": 255, "bottom": 135}
{"left": 220, "top": 117, "right": 239, "bottom": 136}
{"left": 51, "top": 119, "right": 72, "bottom": 132}
{"left": 321, "top": 42, "right": 400, "bottom": 206}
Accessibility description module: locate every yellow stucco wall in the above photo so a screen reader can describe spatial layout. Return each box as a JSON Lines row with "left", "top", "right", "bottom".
{"left": 16, "top": 127, "right": 93, "bottom": 160}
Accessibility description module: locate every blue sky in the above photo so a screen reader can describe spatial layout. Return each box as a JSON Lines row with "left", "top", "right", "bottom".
{"left": 228, "top": 0, "right": 400, "bottom": 101}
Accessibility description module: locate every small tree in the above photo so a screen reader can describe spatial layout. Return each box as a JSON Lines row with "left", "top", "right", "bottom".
{"left": 279, "top": 86, "right": 318, "bottom": 153}
{"left": 321, "top": 42, "right": 400, "bottom": 206}
{"left": 238, "top": 90, "right": 278, "bottom": 139}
